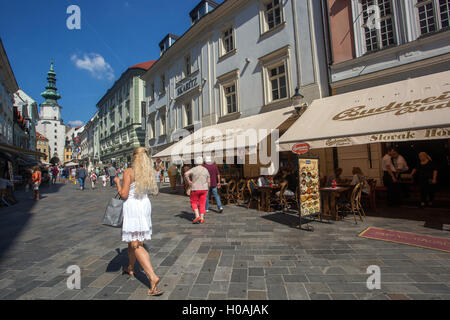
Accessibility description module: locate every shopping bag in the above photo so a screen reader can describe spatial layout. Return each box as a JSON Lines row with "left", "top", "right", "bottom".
{"left": 102, "top": 193, "right": 123, "bottom": 228}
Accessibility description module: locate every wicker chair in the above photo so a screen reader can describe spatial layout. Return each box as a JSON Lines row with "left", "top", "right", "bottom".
{"left": 236, "top": 179, "right": 248, "bottom": 204}
{"left": 222, "top": 179, "right": 237, "bottom": 205}
{"left": 337, "top": 183, "right": 364, "bottom": 224}
{"left": 247, "top": 179, "right": 261, "bottom": 210}
{"left": 278, "top": 182, "right": 298, "bottom": 212}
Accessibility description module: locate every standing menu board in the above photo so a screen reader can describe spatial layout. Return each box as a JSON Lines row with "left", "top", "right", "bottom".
{"left": 298, "top": 156, "right": 321, "bottom": 222}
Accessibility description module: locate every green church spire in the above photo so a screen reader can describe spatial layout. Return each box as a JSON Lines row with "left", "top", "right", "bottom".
{"left": 41, "top": 60, "right": 61, "bottom": 106}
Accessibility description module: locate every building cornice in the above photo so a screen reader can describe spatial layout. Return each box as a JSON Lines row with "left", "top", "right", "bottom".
{"left": 330, "top": 52, "right": 450, "bottom": 89}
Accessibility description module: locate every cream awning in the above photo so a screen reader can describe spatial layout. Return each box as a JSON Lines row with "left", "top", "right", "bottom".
{"left": 153, "top": 106, "right": 296, "bottom": 162}
{"left": 278, "top": 70, "right": 450, "bottom": 150}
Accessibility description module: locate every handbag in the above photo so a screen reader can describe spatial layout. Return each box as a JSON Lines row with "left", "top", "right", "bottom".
{"left": 102, "top": 193, "right": 123, "bottom": 228}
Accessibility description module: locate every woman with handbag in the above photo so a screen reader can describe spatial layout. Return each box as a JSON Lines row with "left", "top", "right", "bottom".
{"left": 114, "top": 147, "right": 163, "bottom": 296}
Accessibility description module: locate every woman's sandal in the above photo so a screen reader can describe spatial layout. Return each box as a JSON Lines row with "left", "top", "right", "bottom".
{"left": 192, "top": 217, "right": 202, "bottom": 224}
{"left": 200, "top": 219, "right": 205, "bottom": 224}
{"left": 122, "top": 266, "right": 135, "bottom": 277}
{"left": 147, "top": 278, "right": 164, "bottom": 296}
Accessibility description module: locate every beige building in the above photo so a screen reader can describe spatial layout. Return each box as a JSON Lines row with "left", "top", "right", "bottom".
{"left": 36, "top": 132, "right": 50, "bottom": 163}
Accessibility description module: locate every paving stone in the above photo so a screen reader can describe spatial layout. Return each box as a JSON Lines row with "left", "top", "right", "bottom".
{"left": 195, "top": 272, "right": 215, "bottom": 285}
{"left": 267, "top": 285, "right": 288, "bottom": 300}
{"left": 308, "top": 293, "right": 331, "bottom": 300}
{"left": 283, "top": 274, "right": 308, "bottom": 283}
{"left": 248, "top": 277, "right": 266, "bottom": 291}
{"left": 330, "top": 293, "right": 358, "bottom": 300}
{"left": 247, "top": 290, "right": 268, "bottom": 300}
{"left": 168, "top": 285, "right": 190, "bottom": 300}
{"left": 230, "top": 269, "right": 248, "bottom": 283}
{"left": 413, "top": 283, "right": 450, "bottom": 294}
{"left": 228, "top": 283, "right": 247, "bottom": 299}
{"left": 285, "top": 283, "right": 310, "bottom": 300}
{"left": 210, "top": 280, "right": 229, "bottom": 293}
{"left": 189, "top": 284, "right": 210, "bottom": 298}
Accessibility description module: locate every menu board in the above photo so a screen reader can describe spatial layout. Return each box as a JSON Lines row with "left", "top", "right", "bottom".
{"left": 298, "top": 157, "right": 321, "bottom": 217}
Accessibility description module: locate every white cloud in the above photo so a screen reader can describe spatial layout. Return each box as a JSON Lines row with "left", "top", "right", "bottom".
{"left": 71, "top": 53, "right": 115, "bottom": 81}
{"left": 68, "top": 120, "right": 84, "bottom": 127}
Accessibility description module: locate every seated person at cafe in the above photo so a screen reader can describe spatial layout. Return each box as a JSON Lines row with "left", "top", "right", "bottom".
{"left": 326, "top": 168, "right": 343, "bottom": 187}
{"left": 257, "top": 174, "right": 270, "bottom": 187}
{"left": 276, "top": 168, "right": 295, "bottom": 197}
{"left": 350, "top": 167, "right": 370, "bottom": 195}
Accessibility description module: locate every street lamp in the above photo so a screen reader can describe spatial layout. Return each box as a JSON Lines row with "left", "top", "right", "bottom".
{"left": 291, "top": 87, "right": 307, "bottom": 114}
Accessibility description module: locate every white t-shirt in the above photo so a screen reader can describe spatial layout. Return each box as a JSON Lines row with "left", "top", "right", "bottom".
{"left": 257, "top": 176, "right": 269, "bottom": 187}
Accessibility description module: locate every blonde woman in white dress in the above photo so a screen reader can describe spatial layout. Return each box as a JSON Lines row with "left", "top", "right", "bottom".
{"left": 114, "top": 147, "right": 163, "bottom": 296}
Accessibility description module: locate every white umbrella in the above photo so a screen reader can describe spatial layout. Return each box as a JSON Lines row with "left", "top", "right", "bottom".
{"left": 65, "top": 162, "right": 78, "bottom": 167}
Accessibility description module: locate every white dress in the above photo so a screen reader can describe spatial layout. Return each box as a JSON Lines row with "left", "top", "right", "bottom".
{"left": 121, "top": 183, "right": 152, "bottom": 242}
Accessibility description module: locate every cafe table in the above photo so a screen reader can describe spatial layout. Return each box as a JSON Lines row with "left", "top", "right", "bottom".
{"left": 320, "top": 186, "right": 351, "bottom": 221}
{"left": 257, "top": 184, "right": 280, "bottom": 212}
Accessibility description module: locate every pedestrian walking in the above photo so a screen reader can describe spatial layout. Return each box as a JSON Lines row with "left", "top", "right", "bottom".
{"left": 31, "top": 166, "right": 41, "bottom": 201}
{"left": 99, "top": 174, "right": 106, "bottom": 187}
{"left": 184, "top": 156, "right": 210, "bottom": 224}
{"left": 168, "top": 163, "right": 178, "bottom": 192}
{"left": 114, "top": 147, "right": 163, "bottom": 296}
{"left": 90, "top": 171, "right": 98, "bottom": 190}
{"left": 77, "top": 164, "right": 87, "bottom": 190}
{"left": 411, "top": 152, "right": 438, "bottom": 208}
{"left": 71, "top": 167, "right": 77, "bottom": 184}
{"left": 108, "top": 164, "right": 117, "bottom": 187}
{"left": 155, "top": 167, "right": 161, "bottom": 190}
{"left": 51, "top": 165, "right": 58, "bottom": 184}
{"left": 203, "top": 156, "right": 224, "bottom": 213}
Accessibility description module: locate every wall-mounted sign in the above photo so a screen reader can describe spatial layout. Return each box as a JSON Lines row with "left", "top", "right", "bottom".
{"left": 175, "top": 73, "right": 200, "bottom": 99}
{"left": 291, "top": 142, "right": 310, "bottom": 155}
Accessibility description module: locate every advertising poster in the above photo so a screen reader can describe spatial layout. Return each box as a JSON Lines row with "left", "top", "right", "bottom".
{"left": 298, "top": 157, "right": 321, "bottom": 217}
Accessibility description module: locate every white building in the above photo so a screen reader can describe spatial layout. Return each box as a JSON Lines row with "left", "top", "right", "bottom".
{"left": 143, "top": 0, "right": 329, "bottom": 165}
{"left": 36, "top": 62, "right": 67, "bottom": 163}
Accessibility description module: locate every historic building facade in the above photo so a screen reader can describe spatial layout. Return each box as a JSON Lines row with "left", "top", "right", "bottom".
{"left": 13, "top": 90, "right": 39, "bottom": 152}
{"left": 36, "top": 62, "right": 67, "bottom": 163}
{"left": 36, "top": 132, "right": 50, "bottom": 163}
{"left": 0, "top": 38, "right": 17, "bottom": 147}
{"left": 143, "top": 0, "right": 329, "bottom": 160}
{"left": 97, "top": 61, "right": 156, "bottom": 167}
{"left": 323, "top": 0, "right": 450, "bottom": 182}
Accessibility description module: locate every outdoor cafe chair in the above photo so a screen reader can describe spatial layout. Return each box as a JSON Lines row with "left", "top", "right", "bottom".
{"left": 222, "top": 179, "right": 237, "bottom": 205}
{"left": 236, "top": 179, "right": 248, "bottom": 204}
{"left": 247, "top": 179, "right": 261, "bottom": 211}
{"left": 337, "top": 183, "right": 364, "bottom": 224}
{"left": 279, "top": 182, "right": 297, "bottom": 212}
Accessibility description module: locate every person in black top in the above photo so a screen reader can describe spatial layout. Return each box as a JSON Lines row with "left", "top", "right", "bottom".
{"left": 411, "top": 152, "right": 438, "bottom": 207}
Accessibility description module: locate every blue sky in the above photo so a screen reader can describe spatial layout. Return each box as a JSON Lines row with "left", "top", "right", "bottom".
{"left": 0, "top": 0, "right": 223, "bottom": 127}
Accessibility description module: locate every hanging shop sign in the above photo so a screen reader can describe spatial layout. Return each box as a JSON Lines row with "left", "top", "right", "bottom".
{"left": 175, "top": 72, "right": 200, "bottom": 99}
{"left": 291, "top": 142, "right": 310, "bottom": 155}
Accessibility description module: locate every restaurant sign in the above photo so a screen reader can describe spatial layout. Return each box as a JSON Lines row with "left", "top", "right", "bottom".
{"left": 175, "top": 73, "right": 200, "bottom": 99}
{"left": 332, "top": 91, "right": 450, "bottom": 121}
{"left": 291, "top": 142, "right": 310, "bottom": 154}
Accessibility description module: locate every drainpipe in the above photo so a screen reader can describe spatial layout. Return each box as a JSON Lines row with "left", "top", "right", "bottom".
{"left": 291, "top": 0, "right": 302, "bottom": 90}
{"left": 321, "top": 0, "right": 334, "bottom": 95}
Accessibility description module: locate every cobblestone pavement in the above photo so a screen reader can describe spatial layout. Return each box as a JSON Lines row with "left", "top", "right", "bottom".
{"left": 0, "top": 182, "right": 449, "bottom": 300}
